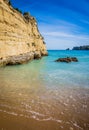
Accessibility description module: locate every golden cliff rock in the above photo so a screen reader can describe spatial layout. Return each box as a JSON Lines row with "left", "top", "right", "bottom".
{"left": 0, "top": 0, "right": 48, "bottom": 66}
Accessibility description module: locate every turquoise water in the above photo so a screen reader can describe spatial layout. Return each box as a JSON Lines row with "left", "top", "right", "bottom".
{"left": 0, "top": 50, "right": 89, "bottom": 89}
{"left": 0, "top": 50, "right": 89, "bottom": 130}
{"left": 42, "top": 50, "right": 89, "bottom": 88}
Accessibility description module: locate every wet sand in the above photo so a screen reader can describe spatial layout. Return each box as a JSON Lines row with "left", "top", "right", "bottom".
{"left": 0, "top": 86, "right": 89, "bottom": 130}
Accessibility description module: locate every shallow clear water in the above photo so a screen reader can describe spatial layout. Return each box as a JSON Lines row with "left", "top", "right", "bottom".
{"left": 0, "top": 50, "right": 89, "bottom": 130}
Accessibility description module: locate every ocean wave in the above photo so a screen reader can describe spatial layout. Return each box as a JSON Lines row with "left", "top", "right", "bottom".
{"left": 0, "top": 108, "right": 62, "bottom": 124}
{"left": 0, "top": 109, "right": 18, "bottom": 116}
{"left": 31, "top": 115, "right": 63, "bottom": 123}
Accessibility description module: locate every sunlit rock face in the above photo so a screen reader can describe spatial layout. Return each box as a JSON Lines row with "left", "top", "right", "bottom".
{"left": 0, "top": 0, "right": 48, "bottom": 66}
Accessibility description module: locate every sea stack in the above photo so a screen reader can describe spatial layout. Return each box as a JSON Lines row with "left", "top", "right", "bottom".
{"left": 0, "top": 0, "right": 48, "bottom": 66}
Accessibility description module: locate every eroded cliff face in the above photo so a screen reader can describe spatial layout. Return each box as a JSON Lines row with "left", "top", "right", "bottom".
{"left": 0, "top": 0, "right": 48, "bottom": 66}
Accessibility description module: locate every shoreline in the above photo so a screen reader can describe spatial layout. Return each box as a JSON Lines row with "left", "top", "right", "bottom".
{"left": 0, "top": 50, "right": 89, "bottom": 130}
{"left": 0, "top": 51, "right": 48, "bottom": 66}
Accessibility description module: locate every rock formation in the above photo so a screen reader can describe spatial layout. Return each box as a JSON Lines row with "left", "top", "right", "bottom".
{"left": 0, "top": 0, "right": 48, "bottom": 66}
{"left": 55, "top": 57, "right": 78, "bottom": 63}
{"left": 66, "top": 48, "right": 70, "bottom": 50}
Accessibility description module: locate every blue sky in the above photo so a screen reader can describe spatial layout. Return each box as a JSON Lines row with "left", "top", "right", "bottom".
{"left": 11, "top": 0, "right": 89, "bottom": 49}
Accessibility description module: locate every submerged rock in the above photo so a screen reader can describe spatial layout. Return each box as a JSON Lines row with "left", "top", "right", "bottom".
{"left": 55, "top": 57, "right": 78, "bottom": 63}
{"left": 71, "top": 57, "right": 78, "bottom": 62}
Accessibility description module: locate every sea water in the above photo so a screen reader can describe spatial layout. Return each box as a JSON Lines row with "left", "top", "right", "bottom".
{"left": 0, "top": 50, "right": 89, "bottom": 130}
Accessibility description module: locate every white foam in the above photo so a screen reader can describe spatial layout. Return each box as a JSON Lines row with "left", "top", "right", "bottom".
{"left": 73, "top": 123, "right": 83, "bottom": 130}
{"left": 63, "top": 102, "right": 68, "bottom": 106}
{"left": 31, "top": 115, "right": 63, "bottom": 124}
{"left": 25, "top": 104, "right": 31, "bottom": 109}
{"left": 61, "top": 112, "right": 64, "bottom": 115}
{"left": 60, "top": 126, "right": 64, "bottom": 129}
{"left": 82, "top": 104, "right": 87, "bottom": 109}
{"left": 55, "top": 119, "right": 62, "bottom": 123}
{"left": 30, "top": 110, "right": 45, "bottom": 117}
{"left": 71, "top": 121, "right": 83, "bottom": 130}
{"left": 0, "top": 109, "right": 18, "bottom": 116}
{"left": 31, "top": 116, "right": 52, "bottom": 121}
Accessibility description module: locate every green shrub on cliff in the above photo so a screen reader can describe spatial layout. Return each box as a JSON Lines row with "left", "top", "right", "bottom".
{"left": 23, "top": 12, "right": 31, "bottom": 21}
{"left": 8, "top": 1, "right": 12, "bottom": 6}
{"left": 24, "top": 12, "right": 30, "bottom": 16}
{"left": 15, "top": 8, "right": 22, "bottom": 14}
{"left": 4, "top": 0, "right": 22, "bottom": 14}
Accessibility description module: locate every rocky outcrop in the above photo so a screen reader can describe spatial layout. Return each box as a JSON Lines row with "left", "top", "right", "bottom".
{"left": 0, "top": 0, "right": 48, "bottom": 66}
{"left": 72, "top": 45, "right": 89, "bottom": 50}
{"left": 55, "top": 57, "right": 78, "bottom": 63}
{"left": 66, "top": 48, "right": 70, "bottom": 50}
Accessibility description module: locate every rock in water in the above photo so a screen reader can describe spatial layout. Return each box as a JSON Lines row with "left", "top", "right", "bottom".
{"left": 71, "top": 57, "right": 78, "bottom": 62}
{"left": 55, "top": 57, "right": 78, "bottom": 63}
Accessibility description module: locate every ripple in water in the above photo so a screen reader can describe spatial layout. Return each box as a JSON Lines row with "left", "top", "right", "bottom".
{"left": 0, "top": 50, "right": 89, "bottom": 130}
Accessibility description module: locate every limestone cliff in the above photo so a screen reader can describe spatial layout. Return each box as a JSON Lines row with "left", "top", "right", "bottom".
{"left": 0, "top": 0, "right": 48, "bottom": 66}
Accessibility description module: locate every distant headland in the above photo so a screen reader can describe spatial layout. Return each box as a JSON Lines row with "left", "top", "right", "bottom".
{"left": 72, "top": 45, "right": 89, "bottom": 50}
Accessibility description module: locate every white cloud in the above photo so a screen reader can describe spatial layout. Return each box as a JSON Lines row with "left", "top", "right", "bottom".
{"left": 42, "top": 31, "right": 89, "bottom": 39}
{"left": 38, "top": 19, "right": 89, "bottom": 49}
{"left": 42, "top": 31, "right": 89, "bottom": 49}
